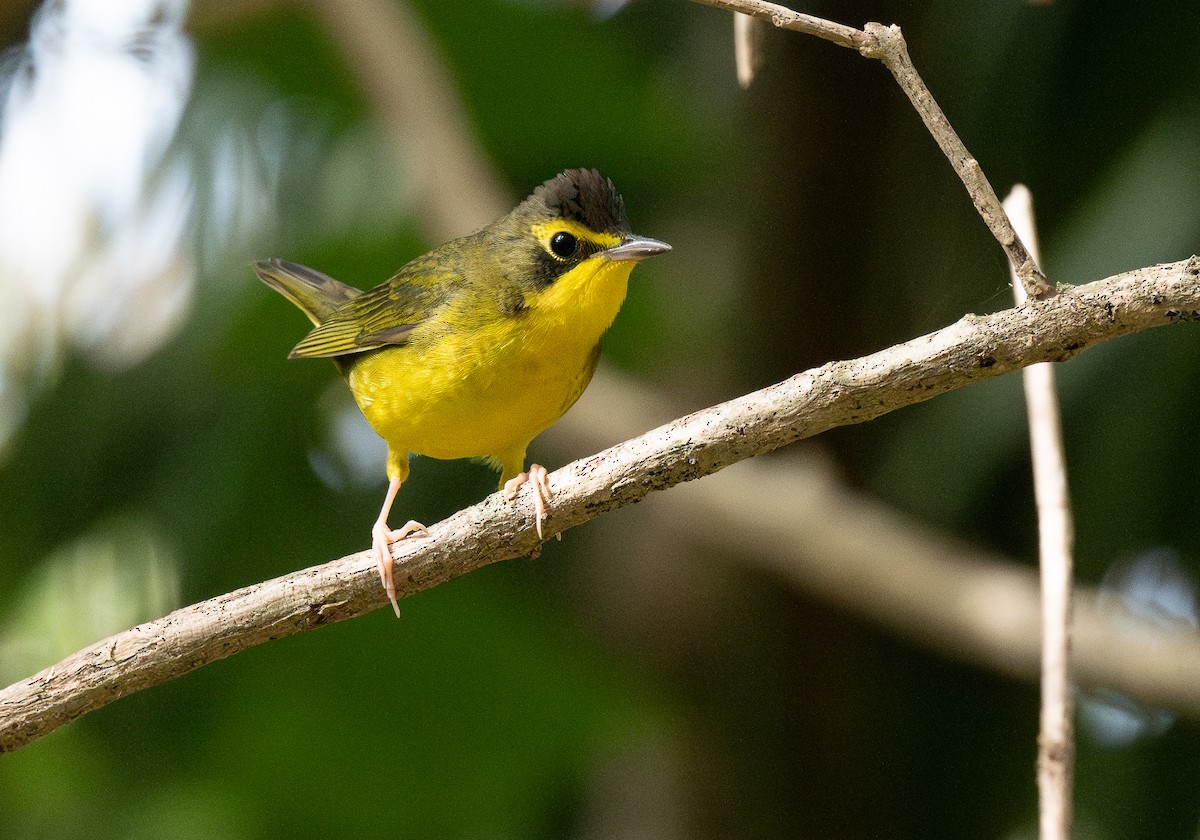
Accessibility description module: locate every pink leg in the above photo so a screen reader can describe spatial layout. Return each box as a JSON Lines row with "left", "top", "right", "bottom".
{"left": 372, "top": 476, "right": 428, "bottom": 617}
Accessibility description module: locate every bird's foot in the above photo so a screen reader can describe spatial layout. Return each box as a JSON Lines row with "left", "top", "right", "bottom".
{"left": 372, "top": 519, "right": 429, "bottom": 617}
{"left": 503, "top": 464, "right": 557, "bottom": 540}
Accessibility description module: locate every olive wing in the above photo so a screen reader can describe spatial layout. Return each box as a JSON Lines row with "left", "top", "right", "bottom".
{"left": 288, "top": 255, "right": 466, "bottom": 359}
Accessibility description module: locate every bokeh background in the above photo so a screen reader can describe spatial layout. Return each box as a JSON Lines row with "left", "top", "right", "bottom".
{"left": 2, "top": 0, "right": 1200, "bottom": 837}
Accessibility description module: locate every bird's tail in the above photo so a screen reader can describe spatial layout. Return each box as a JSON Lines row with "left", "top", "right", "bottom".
{"left": 254, "top": 258, "right": 360, "bottom": 325}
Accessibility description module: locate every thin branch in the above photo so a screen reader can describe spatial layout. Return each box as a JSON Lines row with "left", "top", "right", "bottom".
{"left": 688, "top": 0, "right": 1052, "bottom": 298}
{"left": 1006, "top": 186, "right": 1075, "bottom": 840}
{"left": 3, "top": 260, "right": 1200, "bottom": 752}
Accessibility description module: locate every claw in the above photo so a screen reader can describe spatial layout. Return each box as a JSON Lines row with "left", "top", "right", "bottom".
{"left": 504, "top": 463, "right": 553, "bottom": 539}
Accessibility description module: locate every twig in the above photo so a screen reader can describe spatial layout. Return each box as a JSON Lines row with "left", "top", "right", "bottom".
{"left": 688, "top": 0, "right": 1053, "bottom": 299}
{"left": 3, "top": 259, "right": 1200, "bottom": 752}
{"left": 1005, "top": 186, "right": 1074, "bottom": 840}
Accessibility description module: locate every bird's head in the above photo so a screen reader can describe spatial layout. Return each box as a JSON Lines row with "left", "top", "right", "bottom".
{"left": 493, "top": 168, "right": 671, "bottom": 299}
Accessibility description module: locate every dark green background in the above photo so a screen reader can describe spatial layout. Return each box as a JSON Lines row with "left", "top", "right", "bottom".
{"left": 3, "top": 1, "right": 1200, "bottom": 837}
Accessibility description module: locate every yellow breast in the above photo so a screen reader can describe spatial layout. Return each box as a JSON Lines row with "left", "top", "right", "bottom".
{"left": 346, "top": 256, "right": 636, "bottom": 463}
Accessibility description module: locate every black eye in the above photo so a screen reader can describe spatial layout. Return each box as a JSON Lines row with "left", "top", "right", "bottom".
{"left": 549, "top": 231, "right": 579, "bottom": 259}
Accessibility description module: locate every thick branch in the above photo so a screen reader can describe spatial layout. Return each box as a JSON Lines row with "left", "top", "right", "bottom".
{"left": 2, "top": 259, "right": 1199, "bottom": 752}
{"left": 688, "top": 0, "right": 1052, "bottom": 298}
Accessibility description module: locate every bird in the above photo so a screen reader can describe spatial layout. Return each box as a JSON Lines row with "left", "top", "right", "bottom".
{"left": 256, "top": 168, "right": 670, "bottom": 616}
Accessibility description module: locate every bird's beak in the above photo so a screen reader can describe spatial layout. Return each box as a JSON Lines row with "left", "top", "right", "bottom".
{"left": 603, "top": 235, "right": 672, "bottom": 262}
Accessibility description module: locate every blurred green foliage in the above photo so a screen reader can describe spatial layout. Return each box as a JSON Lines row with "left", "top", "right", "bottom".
{"left": 3, "top": 0, "right": 1200, "bottom": 837}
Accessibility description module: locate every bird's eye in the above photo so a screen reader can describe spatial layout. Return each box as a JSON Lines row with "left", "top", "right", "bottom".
{"left": 549, "top": 231, "right": 579, "bottom": 259}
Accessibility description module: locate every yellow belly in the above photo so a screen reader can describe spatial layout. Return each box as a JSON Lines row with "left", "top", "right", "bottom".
{"left": 346, "top": 257, "right": 633, "bottom": 468}
{"left": 348, "top": 331, "right": 598, "bottom": 461}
